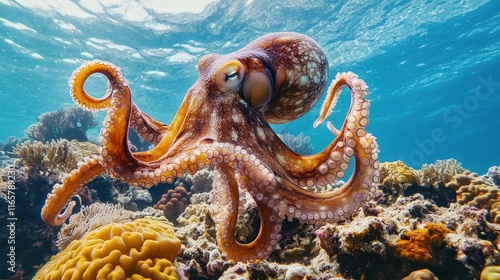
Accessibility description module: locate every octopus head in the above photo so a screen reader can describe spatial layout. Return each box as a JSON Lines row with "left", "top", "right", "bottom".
{"left": 197, "top": 32, "right": 329, "bottom": 124}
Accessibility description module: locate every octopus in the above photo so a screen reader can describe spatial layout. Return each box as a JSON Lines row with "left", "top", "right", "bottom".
{"left": 41, "top": 32, "right": 379, "bottom": 262}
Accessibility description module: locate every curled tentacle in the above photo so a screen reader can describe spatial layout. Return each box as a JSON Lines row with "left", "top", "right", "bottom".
{"left": 278, "top": 72, "right": 378, "bottom": 187}
{"left": 41, "top": 157, "right": 105, "bottom": 225}
{"left": 278, "top": 72, "right": 380, "bottom": 224}
{"left": 70, "top": 60, "right": 168, "bottom": 150}
{"left": 69, "top": 61, "right": 187, "bottom": 187}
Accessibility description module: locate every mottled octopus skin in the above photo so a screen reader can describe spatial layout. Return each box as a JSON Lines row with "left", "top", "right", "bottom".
{"left": 41, "top": 32, "right": 380, "bottom": 262}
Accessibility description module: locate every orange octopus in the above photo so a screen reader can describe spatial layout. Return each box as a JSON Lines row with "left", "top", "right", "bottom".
{"left": 42, "top": 32, "right": 379, "bottom": 262}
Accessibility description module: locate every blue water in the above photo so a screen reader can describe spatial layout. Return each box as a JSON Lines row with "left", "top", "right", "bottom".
{"left": 0, "top": 0, "right": 498, "bottom": 173}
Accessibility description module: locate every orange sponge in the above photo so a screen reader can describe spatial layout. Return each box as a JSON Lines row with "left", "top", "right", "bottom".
{"left": 396, "top": 222, "right": 451, "bottom": 263}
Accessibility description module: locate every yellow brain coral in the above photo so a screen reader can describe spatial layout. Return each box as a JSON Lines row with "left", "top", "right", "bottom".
{"left": 34, "top": 218, "right": 181, "bottom": 280}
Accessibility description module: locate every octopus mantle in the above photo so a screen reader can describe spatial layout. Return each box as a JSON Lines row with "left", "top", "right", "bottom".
{"left": 42, "top": 32, "right": 380, "bottom": 262}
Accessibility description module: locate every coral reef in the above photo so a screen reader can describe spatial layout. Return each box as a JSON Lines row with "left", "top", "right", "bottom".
{"left": 86, "top": 176, "right": 156, "bottom": 211}
{"left": 34, "top": 218, "right": 181, "bottom": 280}
{"left": 175, "top": 202, "right": 226, "bottom": 278}
{"left": 13, "top": 139, "right": 78, "bottom": 177}
{"left": 284, "top": 263, "right": 308, "bottom": 280}
{"left": 0, "top": 136, "right": 21, "bottom": 155}
{"left": 403, "top": 182, "right": 456, "bottom": 207}
{"left": 57, "top": 202, "right": 132, "bottom": 250}
{"left": 175, "top": 202, "right": 339, "bottom": 279}
{"left": 17, "top": 156, "right": 500, "bottom": 279}
{"left": 315, "top": 193, "right": 499, "bottom": 279}
{"left": 0, "top": 167, "right": 27, "bottom": 201}
{"left": 377, "top": 159, "right": 466, "bottom": 207}
{"left": 113, "top": 186, "right": 153, "bottom": 211}
{"left": 0, "top": 165, "right": 59, "bottom": 279}
{"left": 154, "top": 185, "right": 191, "bottom": 223}
{"left": 26, "top": 107, "right": 97, "bottom": 142}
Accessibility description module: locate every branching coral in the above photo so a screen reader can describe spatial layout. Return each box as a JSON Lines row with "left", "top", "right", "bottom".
{"left": 13, "top": 141, "right": 45, "bottom": 174}
{"left": 57, "top": 202, "right": 132, "bottom": 250}
{"left": 14, "top": 139, "right": 78, "bottom": 176}
{"left": 44, "top": 139, "right": 79, "bottom": 175}
{"left": 34, "top": 219, "right": 181, "bottom": 280}
{"left": 26, "top": 107, "right": 97, "bottom": 142}
{"left": 377, "top": 161, "right": 419, "bottom": 204}
{"left": 415, "top": 159, "right": 468, "bottom": 186}
{"left": 395, "top": 222, "right": 451, "bottom": 263}
{"left": 65, "top": 106, "right": 98, "bottom": 135}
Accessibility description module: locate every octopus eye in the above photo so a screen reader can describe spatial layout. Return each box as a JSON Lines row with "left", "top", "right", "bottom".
{"left": 216, "top": 60, "right": 245, "bottom": 91}
{"left": 225, "top": 71, "right": 238, "bottom": 81}
{"left": 242, "top": 71, "right": 273, "bottom": 111}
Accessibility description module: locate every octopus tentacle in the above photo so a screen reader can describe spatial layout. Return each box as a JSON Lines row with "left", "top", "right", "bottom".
{"left": 70, "top": 60, "right": 168, "bottom": 146}
{"left": 278, "top": 72, "right": 378, "bottom": 188}
{"left": 212, "top": 162, "right": 282, "bottom": 262}
{"left": 96, "top": 75, "right": 211, "bottom": 187}
{"left": 277, "top": 72, "right": 379, "bottom": 223}
{"left": 41, "top": 157, "right": 105, "bottom": 225}
{"left": 130, "top": 105, "right": 168, "bottom": 146}
{"left": 69, "top": 60, "right": 115, "bottom": 111}
{"left": 279, "top": 134, "right": 378, "bottom": 224}
{"left": 70, "top": 60, "right": 171, "bottom": 161}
